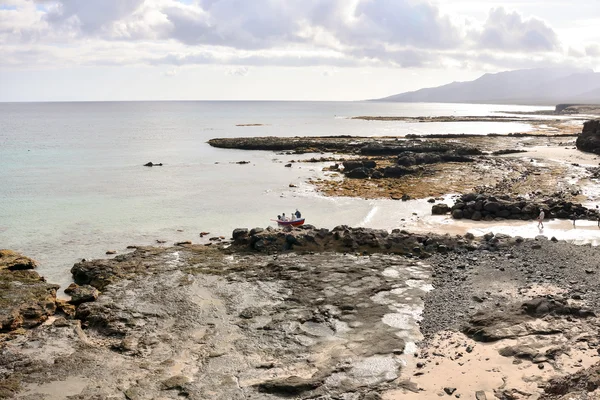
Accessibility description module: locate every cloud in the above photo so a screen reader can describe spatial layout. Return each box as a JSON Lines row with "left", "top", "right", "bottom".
{"left": 0, "top": 0, "right": 588, "bottom": 74}
{"left": 586, "top": 44, "right": 600, "bottom": 57}
{"left": 474, "top": 7, "right": 559, "bottom": 52}
{"left": 225, "top": 66, "right": 249, "bottom": 76}
{"left": 42, "top": 0, "right": 146, "bottom": 34}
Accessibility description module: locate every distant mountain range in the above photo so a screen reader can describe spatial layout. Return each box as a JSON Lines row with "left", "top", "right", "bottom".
{"left": 375, "top": 67, "right": 600, "bottom": 106}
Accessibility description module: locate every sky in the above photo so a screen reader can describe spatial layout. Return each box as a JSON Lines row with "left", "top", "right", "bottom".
{"left": 1, "top": 0, "right": 599, "bottom": 101}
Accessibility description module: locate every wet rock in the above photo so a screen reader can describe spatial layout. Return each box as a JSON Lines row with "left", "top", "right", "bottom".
{"left": 143, "top": 162, "right": 163, "bottom": 167}
{"left": 232, "top": 228, "right": 249, "bottom": 241}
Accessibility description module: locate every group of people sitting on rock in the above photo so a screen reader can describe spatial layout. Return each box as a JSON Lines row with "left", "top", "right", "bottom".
{"left": 278, "top": 209, "right": 301, "bottom": 221}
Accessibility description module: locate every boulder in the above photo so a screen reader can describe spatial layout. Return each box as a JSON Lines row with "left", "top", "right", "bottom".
{"left": 342, "top": 160, "right": 376, "bottom": 171}
{"left": 383, "top": 166, "right": 411, "bottom": 178}
{"left": 432, "top": 204, "right": 450, "bottom": 215}
{"left": 576, "top": 120, "right": 600, "bottom": 155}
{"left": 65, "top": 283, "right": 100, "bottom": 305}
{"left": 346, "top": 167, "right": 370, "bottom": 179}
{"left": 0, "top": 249, "right": 38, "bottom": 271}
{"left": 452, "top": 209, "right": 464, "bottom": 219}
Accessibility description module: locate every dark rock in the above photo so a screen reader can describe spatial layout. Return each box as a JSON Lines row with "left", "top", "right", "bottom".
{"left": 143, "top": 162, "right": 163, "bottom": 167}
{"left": 65, "top": 283, "right": 100, "bottom": 305}
{"left": 444, "top": 387, "right": 457, "bottom": 395}
{"left": 232, "top": 228, "right": 249, "bottom": 241}
{"left": 257, "top": 376, "right": 322, "bottom": 395}
{"left": 346, "top": 167, "right": 370, "bottom": 179}
{"left": 432, "top": 204, "right": 450, "bottom": 215}
{"left": 576, "top": 120, "right": 600, "bottom": 155}
{"left": 383, "top": 166, "right": 412, "bottom": 178}
{"left": 452, "top": 209, "right": 464, "bottom": 219}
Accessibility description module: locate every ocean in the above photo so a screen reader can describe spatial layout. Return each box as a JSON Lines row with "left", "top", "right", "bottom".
{"left": 0, "top": 101, "right": 551, "bottom": 289}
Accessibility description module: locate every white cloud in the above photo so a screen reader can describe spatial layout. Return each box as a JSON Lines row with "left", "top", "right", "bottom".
{"left": 586, "top": 44, "right": 600, "bottom": 57}
{"left": 0, "top": 0, "right": 597, "bottom": 74}
{"left": 474, "top": 7, "right": 559, "bottom": 52}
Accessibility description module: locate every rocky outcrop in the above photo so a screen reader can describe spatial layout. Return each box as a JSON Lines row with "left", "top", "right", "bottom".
{"left": 0, "top": 251, "right": 58, "bottom": 332}
{"left": 463, "top": 297, "right": 595, "bottom": 342}
{"left": 230, "top": 225, "right": 483, "bottom": 255}
{"left": 542, "top": 361, "right": 600, "bottom": 399}
{"left": 0, "top": 250, "right": 38, "bottom": 271}
{"left": 438, "top": 193, "right": 599, "bottom": 221}
{"left": 64, "top": 283, "right": 100, "bottom": 305}
{"left": 576, "top": 120, "right": 600, "bottom": 154}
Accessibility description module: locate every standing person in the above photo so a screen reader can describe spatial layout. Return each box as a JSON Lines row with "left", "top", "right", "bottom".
{"left": 537, "top": 208, "right": 545, "bottom": 229}
{"left": 295, "top": 209, "right": 302, "bottom": 219}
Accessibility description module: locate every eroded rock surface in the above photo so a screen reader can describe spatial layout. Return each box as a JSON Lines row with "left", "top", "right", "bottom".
{"left": 0, "top": 251, "right": 58, "bottom": 334}
{"left": 2, "top": 243, "right": 435, "bottom": 399}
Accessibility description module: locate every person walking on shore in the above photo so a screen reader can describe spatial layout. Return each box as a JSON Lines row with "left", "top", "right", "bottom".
{"left": 537, "top": 208, "right": 545, "bottom": 229}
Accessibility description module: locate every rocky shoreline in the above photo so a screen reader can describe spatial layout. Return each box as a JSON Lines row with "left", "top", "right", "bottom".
{"left": 5, "top": 120, "right": 600, "bottom": 399}
{"left": 3, "top": 225, "right": 600, "bottom": 399}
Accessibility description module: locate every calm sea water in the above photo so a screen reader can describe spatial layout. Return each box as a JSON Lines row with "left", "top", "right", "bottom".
{"left": 0, "top": 101, "right": 551, "bottom": 289}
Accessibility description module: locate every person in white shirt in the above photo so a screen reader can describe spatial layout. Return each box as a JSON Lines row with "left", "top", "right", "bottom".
{"left": 537, "top": 208, "right": 545, "bottom": 229}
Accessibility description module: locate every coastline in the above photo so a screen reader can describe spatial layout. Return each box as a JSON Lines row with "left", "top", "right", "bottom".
{"left": 4, "top": 228, "right": 600, "bottom": 399}
{"left": 4, "top": 106, "right": 600, "bottom": 398}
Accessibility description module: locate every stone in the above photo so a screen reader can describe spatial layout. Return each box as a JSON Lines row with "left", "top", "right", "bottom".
{"left": 65, "top": 283, "right": 100, "bottom": 305}
{"left": 576, "top": 120, "right": 600, "bottom": 155}
{"left": 161, "top": 375, "right": 190, "bottom": 390}
{"left": 0, "top": 250, "right": 38, "bottom": 271}
{"left": 432, "top": 204, "right": 450, "bottom": 215}
{"left": 0, "top": 265, "right": 59, "bottom": 332}
{"left": 452, "top": 209, "right": 464, "bottom": 219}
{"left": 257, "top": 376, "right": 322, "bottom": 395}
{"left": 346, "top": 167, "right": 370, "bottom": 179}
{"left": 475, "top": 391, "right": 487, "bottom": 400}
{"left": 232, "top": 228, "right": 249, "bottom": 240}
{"left": 444, "top": 387, "right": 457, "bottom": 395}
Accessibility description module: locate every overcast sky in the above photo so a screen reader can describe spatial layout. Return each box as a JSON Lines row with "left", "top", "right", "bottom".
{"left": 1, "top": 0, "right": 599, "bottom": 101}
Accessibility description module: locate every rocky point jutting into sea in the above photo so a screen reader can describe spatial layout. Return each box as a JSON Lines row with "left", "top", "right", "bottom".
{"left": 4, "top": 117, "right": 600, "bottom": 399}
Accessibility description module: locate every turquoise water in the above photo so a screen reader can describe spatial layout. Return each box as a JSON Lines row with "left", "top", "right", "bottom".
{"left": 0, "top": 101, "right": 550, "bottom": 289}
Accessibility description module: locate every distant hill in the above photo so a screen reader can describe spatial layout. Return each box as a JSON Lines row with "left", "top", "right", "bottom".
{"left": 375, "top": 67, "right": 600, "bottom": 105}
